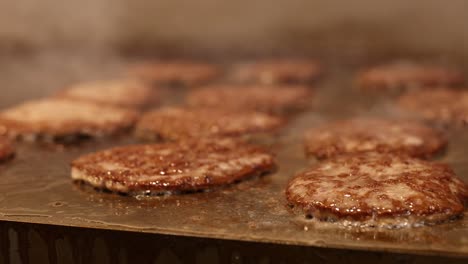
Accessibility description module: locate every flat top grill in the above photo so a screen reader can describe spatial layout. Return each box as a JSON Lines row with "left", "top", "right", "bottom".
{"left": 0, "top": 55, "right": 467, "bottom": 257}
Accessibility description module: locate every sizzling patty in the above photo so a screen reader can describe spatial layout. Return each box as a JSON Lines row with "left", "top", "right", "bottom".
{"left": 71, "top": 138, "right": 276, "bottom": 194}
{"left": 0, "top": 98, "right": 138, "bottom": 142}
{"left": 357, "top": 61, "right": 465, "bottom": 91}
{"left": 304, "top": 118, "right": 446, "bottom": 159}
{"left": 56, "top": 79, "right": 157, "bottom": 108}
{"left": 135, "top": 107, "right": 284, "bottom": 141}
{"left": 286, "top": 153, "right": 468, "bottom": 228}
{"left": 0, "top": 138, "right": 14, "bottom": 162}
{"left": 398, "top": 89, "right": 468, "bottom": 125}
{"left": 232, "top": 59, "right": 322, "bottom": 84}
{"left": 186, "top": 84, "right": 313, "bottom": 114}
{"left": 127, "top": 61, "right": 220, "bottom": 86}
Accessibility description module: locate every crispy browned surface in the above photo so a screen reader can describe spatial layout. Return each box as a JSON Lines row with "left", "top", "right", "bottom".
{"left": 186, "top": 84, "right": 313, "bottom": 114}
{"left": 357, "top": 61, "right": 465, "bottom": 91}
{"left": 71, "top": 138, "right": 276, "bottom": 194}
{"left": 56, "top": 79, "right": 158, "bottom": 108}
{"left": 0, "top": 138, "right": 14, "bottom": 162}
{"left": 135, "top": 107, "right": 284, "bottom": 141}
{"left": 0, "top": 98, "right": 139, "bottom": 141}
{"left": 304, "top": 118, "right": 447, "bottom": 159}
{"left": 398, "top": 89, "right": 468, "bottom": 125}
{"left": 232, "top": 59, "right": 322, "bottom": 84}
{"left": 127, "top": 61, "right": 221, "bottom": 86}
{"left": 286, "top": 154, "right": 468, "bottom": 227}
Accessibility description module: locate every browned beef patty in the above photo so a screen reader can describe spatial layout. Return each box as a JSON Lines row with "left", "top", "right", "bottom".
{"left": 0, "top": 98, "right": 138, "bottom": 142}
{"left": 398, "top": 89, "right": 468, "bottom": 125}
{"left": 56, "top": 79, "right": 157, "bottom": 108}
{"left": 71, "top": 138, "right": 276, "bottom": 194}
{"left": 127, "top": 61, "right": 220, "bottom": 86}
{"left": 232, "top": 59, "right": 322, "bottom": 84}
{"left": 186, "top": 84, "right": 312, "bottom": 114}
{"left": 0, "top": 138, "right": 14, "bottom": 162}
{"left": 286, "top": 153, "right": 468, "bottom": 228}
{"left": 135, "top": 107, "right": 284, "bottom": 141}
{"left": 357, "top": 61, "right": 465, "bottom": 91}
{"left": 304, "top": 118, "right": 446, "bottom": 159}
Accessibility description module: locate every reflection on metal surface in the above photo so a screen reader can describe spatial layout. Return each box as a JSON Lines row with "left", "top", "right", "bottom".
{"left": 0, "top": 56, "right": 467, "bottom": 258}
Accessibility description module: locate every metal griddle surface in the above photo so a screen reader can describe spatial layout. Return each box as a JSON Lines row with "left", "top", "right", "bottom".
{"left": 0, "top": 55, "right": 467, "bottom": 257}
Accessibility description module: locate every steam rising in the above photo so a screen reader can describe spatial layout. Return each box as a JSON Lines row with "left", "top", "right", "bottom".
{"left": 0, "top": 0, "right": 467, "bottom": 57}
{"left": 0, "top": 0, "right": 122, "bottom": 51}
{"left": 0, "top": 0, "right": 466, "bottom": 105}
{"left": 0, "top": 0, "right": 126, "bottom": 105}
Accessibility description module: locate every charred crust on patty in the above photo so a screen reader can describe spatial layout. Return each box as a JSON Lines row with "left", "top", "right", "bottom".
{"left": 286, "top": 153, "right": 468, "bottom": 227}
{"left": 71, "top": 138, "right": 277, "bottom": 194}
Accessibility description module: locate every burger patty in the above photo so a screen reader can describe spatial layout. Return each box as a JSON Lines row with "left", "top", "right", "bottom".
{"left": 231, "top": 59, "right": 322, "bottom": 85}
{"left": 357, "top": 61, "right": 465, "bottom": 91}
{"left": 0, "top": 98, "right": 138, "bottom": 142}
{"left": 186, "top": 84, "right": 313, "bottom": 114}
{"left": 127, "top": 61, "right": 220, "bottom": 86}
{"left": 286, "top": 153, "right": 468, "bottom": 228}
{"left": 135, "top": 107, "right": 284, "bottom": 141}
{"left": 304, "top": 118, "right": 446, "bottom": 159}
{"left": 398, "top": 89, "right": 468, "bottom": 125}
{"left": 56, "top": 79, "right": 157, "bottom": 108}
{"left": 0, "top": 138, "right": 14, "bottom": 162}
{"left": 71, "top": 138, "right": 276, "bottom": 194}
